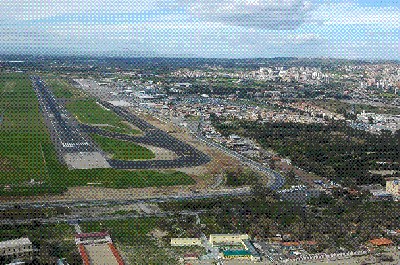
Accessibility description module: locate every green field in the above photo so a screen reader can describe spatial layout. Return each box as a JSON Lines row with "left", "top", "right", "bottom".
{"left": 45, "top": 77, "right": 86, "bottom": 99}
{"left": 60, "top": 169, "right": 194, "bottom": 189}
{"left": 81, "top": 218, "right": 179, "bottom": 265}
{"left": 65, "top": 99, "right": 140, "bottom": 135}
{"left": 90, "top": 134, "right": 155, "bottom": 160}
{"left": 0, "top": 74, "right": 194, "bottom": 196}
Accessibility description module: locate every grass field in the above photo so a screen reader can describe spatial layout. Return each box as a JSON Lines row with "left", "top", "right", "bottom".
{"left": 81, "top": 218, "right": 179, "bottom": 265}
{"left": 0, "top": 74, "right": 194, "bottom": 196}
{"left": 90, "top": 134, "right": 155, "bottom": 160}
{"left": 45, "top": 77, "right": 86, "bottom": 99}
{"left": 65, "top": 99, "right": 140, "bottom": 135}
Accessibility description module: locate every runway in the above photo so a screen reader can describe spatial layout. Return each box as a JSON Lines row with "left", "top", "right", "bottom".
{"left": 31, "top": 76, "right": 211, "bottom": 170}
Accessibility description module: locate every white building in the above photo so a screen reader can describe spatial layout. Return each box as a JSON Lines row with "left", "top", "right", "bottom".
{"left": 0, "top": 238, "right": 33, "bottom": 262}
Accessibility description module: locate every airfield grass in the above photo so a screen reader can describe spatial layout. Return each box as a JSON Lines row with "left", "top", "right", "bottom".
{"left": 45, "top": 77, "right": 86, "bottom": 99}
{"left": 90, "top": 134, "right": 155, "bottom": 160}
{"left": 65, "top": 99, "right": 140, "bottom": 135}
{"left": 0, "top": 73, "right": 194, "bottom": 196}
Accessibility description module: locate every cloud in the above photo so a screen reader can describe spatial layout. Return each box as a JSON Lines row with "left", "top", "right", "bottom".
{"left": 311, "top": 1, "right": 400, "bottom": 27}
{"left": 0, "top": 0, "right": 166, "bottom": 20}
{"left": 178, "top": 0, "right": 314, "bottom": 30}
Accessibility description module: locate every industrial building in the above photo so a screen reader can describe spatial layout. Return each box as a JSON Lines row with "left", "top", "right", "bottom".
{"left": 170, "top": 238, "right": 202, "bottom": 247}
{"left": 209, "top": 234, "right": 261, "bottom": 261}
{"left": 209, "top": 234, "right": 249, "bottom": 247}
{"left": 0, "top": 237, "right": 33, "bottom": 263}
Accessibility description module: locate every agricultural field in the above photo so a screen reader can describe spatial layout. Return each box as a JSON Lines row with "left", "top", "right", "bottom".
{"left": 90, "top": 134, "right": 155, "bottom": 160}
{"left": 0, "top": 74, "right": 194, "bottom": 196}
{"left": 65, "top": 99, "right": 140, "bottom": 135}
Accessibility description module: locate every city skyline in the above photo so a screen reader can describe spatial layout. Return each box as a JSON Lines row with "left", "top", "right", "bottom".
{"left": 0, "top": 1, "right": 399, "bottom": 60}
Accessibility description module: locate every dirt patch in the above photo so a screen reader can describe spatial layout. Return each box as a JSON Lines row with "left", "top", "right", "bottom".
{"left": 149, "top": 229, "right": 168, "bottom": 239}
{"left": 128, "top": 108, "right": 243, "bottom": 178}
{"left": 137, "top": 143, "right": 178, "bottom": 160}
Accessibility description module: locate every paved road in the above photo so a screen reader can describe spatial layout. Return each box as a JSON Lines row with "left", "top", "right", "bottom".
{"left": 194, "top": 133, "right": 285, "bottom": 190}
{"left": 0, "top": 208, "right": 210, "bottom": 226}
{"left": 0, "top": 187, "right": 252, "bottom": 211}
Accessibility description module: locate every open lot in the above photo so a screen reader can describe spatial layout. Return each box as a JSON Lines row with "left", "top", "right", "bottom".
{"left": 0, "top": 73, "right": 63, "bottom": 195}
{"left": 81, "top": 218, "right": 179, "bottom": 265}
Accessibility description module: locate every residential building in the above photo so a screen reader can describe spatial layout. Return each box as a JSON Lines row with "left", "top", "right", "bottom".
{"left": 0, "top": 238, "right": 33, "bottom": 262}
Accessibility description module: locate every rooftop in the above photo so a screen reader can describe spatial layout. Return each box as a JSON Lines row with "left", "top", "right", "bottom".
{"left": 281, "top": 242, "right": 301, "bottom": 247}
{"left": 75, "top": 232, "right": 110, "bottom": 239}
{"left": 0, "top": 238, "right": 32, "bottom": 249}
{"left": 223, "top": 249, "right": 252, "bottom": 257}
{"left": 369, "top": 238, "right": 393, "bottom": 246}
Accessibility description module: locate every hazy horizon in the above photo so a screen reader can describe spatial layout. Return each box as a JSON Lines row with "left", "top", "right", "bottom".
{"left": 1, "top": 0, "right": 399, "bottom": 60}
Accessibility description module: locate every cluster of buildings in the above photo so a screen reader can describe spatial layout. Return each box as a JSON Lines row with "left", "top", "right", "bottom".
{"left": 0, "top": 232, "right": 125, "bottom": 265}
{"left": 258, "top": 66, "right": 332, "bottom": 85}
{"left": 171, "top": 234, "right": 261, "bottom": 262}
{"left": 339, "top": 64, "right": 400, "bottom": 91}
{"left": 170, "top": 66, "right": 333, "bottom": 86}
{"left": 354, "top": 110, "right": 400, "bottom": 133}
{"left": 170, "top": 232, "right": 396, "bottom": 264}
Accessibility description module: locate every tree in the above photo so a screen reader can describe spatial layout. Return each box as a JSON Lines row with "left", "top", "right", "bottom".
{"left": 368, "top": 116, "right": 374, "bottom": 124}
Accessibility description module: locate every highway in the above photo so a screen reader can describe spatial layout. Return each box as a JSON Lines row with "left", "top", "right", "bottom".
{"left": 194, "top": 133, "right": 285, "bottom": 190}
{"left": 0, "top": 209, "right": 209, "bottom": 226}
{"left": 0, "top": 187, "right": 251, "bottom": 210}
{"left": 136, "top": 102, "right": 285, "bottom": 190}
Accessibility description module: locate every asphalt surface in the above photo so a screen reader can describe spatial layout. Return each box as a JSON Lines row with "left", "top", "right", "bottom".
{"left": 30, "top": 76, "right": 96, "bottom": 153}
{"left": 0, "top": 187, "right": 252, "bottom": 211}
{"left": 79, "top": 100, "right": 211, "bottom": 169}
{"left": 31, "top": 75, "right": 211, "bottom": 169}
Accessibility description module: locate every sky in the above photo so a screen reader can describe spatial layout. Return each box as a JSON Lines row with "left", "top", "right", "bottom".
{"left": 0, "top": 0, "right": 399, "bottom": 59}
